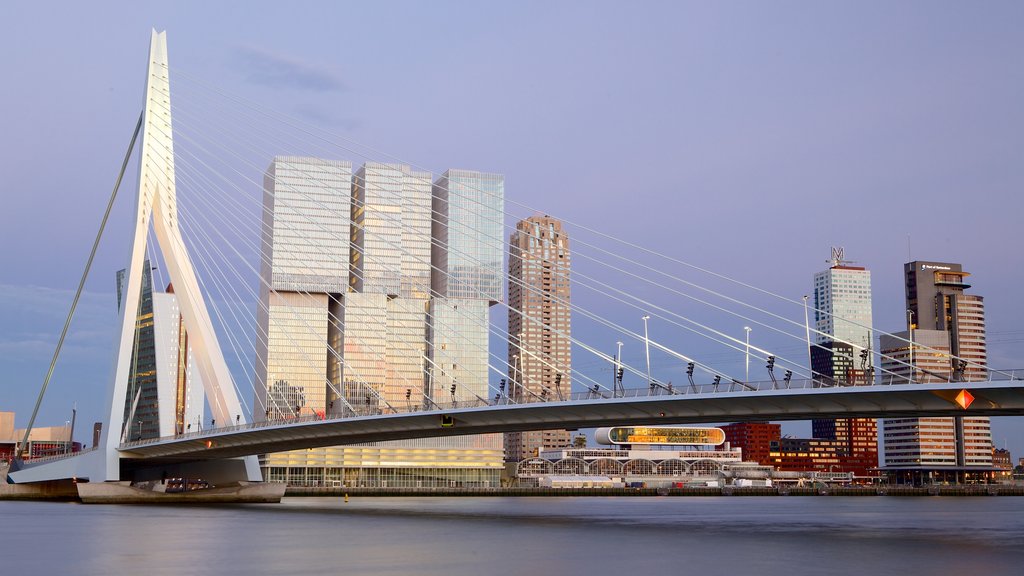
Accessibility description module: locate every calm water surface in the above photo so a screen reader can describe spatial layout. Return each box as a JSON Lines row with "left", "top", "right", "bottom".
{"left": 3, "top": 496, "right": 1023, "bottom": 575}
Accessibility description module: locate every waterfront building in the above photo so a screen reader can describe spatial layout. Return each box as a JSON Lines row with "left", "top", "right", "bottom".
{"left": 807, "top": 249, "right": 879, "bottom": 474}
{"left": 766, "top": 438, "right": 850, "bottom": 477}
{"left": 505, "top": 216, "right": 572, "bottom": 461}
{"left": 722, "top": 421, "right": 877, "bottom": 479}
{"left": 516, "top": 427, "right": 750, "bottom": 487}
{"left": 0, "top": 412, "right": 16, "bottom": 462}
{"left": 255, "top": 158, "right": 503, "bottom": 487}
{"left": 151, "top": 284, "right": 204, "bottom": 435}
{"left": 262, "top": 435, "right": 504, "bottom": 488}
{"left": 721, "top": 422, "right": 781, "bottom": 466}
{"left": 255, "top": 157, "right": 351, "bottom": 418}
{"left": 1, "top": 412, "right": 86, "bottom": 462}
{"left": 431, "top": 169, "right": 505, "bottom": 303}
{"left": 993, "top": 448, "right": 1013, "bottom": 481}
{"left": 879, "top": 261, "right": 994, "bottom": 483}
{"left": 115, "top": 262, "right": 158, "bottom": 440}
{"left": 116, "top": 264, "right": 204, "bottom": 438}
{"left": 811, "top": 418, "right": 877, "bottom": 476}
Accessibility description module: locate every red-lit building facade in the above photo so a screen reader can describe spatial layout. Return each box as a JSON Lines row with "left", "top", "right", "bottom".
{"left": 723, "top": 420, "right": 879, "bottom": 481}
{"left": 721, "top": 422, "right": 780, "bottom": 465}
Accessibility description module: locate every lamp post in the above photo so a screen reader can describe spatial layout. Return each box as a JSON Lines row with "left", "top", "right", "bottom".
{"left": 642, "top": 315, "right": 652, "bottom": 388}
{"left": 744, "top": 326, "right": 752, "bottom": 383}
{"left": 615, "top": 341, "right": 624, "bottom": 396}
{"left": 803, "top": 295, "right": 812, "bottom": 370}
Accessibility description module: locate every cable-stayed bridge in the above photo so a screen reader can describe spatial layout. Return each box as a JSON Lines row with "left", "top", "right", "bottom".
{"left": 7, "top": 31, "right": 1024, "bottom": 496}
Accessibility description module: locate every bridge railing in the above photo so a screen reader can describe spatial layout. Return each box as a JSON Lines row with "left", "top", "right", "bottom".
{"left": 15, "top": 446, "right": 99, "bottom": 467}
{"left": 118, "top": 369, "right": 1024, "bottom": 450}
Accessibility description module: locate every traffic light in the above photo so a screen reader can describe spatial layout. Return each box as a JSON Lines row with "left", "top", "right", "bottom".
{"left": 616, "top": 367, "right": 624, "bottom": 382}
{"left": 766, "top": 355, "right": 775, "bottom": 370}
{"left": 686, "top": 362, "right": 694, "bottom": 376}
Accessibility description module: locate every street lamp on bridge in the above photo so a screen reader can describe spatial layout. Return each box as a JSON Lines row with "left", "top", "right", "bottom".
{"left": 642, "top": 315, "right": 652, "bottom": 389}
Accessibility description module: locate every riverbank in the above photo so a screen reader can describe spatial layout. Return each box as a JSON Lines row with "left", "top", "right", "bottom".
{"left": 287, "top": 484, "right": 1024, "bottom": 497}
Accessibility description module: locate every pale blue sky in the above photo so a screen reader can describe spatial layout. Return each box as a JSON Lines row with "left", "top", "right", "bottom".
{"left": 2, "top": 1, "right": 1023, "bottom": 455}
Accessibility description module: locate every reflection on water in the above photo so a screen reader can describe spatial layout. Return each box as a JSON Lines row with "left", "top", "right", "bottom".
{"left": 3, "top": 497, "right": 1023, "bottom": 575}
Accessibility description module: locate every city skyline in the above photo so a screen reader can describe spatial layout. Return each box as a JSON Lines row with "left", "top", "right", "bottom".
{"left": 2, "top": 2, "right": 1023, "bottom": 458}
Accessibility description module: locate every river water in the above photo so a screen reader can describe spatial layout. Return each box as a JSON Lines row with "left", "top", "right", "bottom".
{"left": 2, "top": 496, "right": 1023, "bottom": 575}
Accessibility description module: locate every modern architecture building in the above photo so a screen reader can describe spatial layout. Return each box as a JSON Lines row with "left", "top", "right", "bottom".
{"left": 810, "top": 247, "right": 874, "bottom": 386}
{"left": 879, "top": 261, "right": 994, "bottom": 483}
{"left": 722, "top": 420, "right": 877, "bottom": 479}
{"left": 807, "top": 249, "right": 879, "bottom": 472}
{"left": 505, "top": 216, "right": 572, "bottom": 461}
{"left": 116, "top": 262, "right": 158, "bottom": 441}
{"left": 254, "top": 158, "right": 504, "bottom": 487}
{"left": 431, "top": 169, "right": 505, "bottom": 303}
{"left": 721, "top": 422, "right": 782, "bottom": 465}
{"left": 515, "top": 426, "right": 748, "bottom": 488}
{"left": 116, "top": 263, "right": 204, "bottom": 439}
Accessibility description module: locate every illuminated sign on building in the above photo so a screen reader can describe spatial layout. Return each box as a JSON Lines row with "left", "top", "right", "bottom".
{"left": 595, "top": 426, "right": 726, "bottom": 446}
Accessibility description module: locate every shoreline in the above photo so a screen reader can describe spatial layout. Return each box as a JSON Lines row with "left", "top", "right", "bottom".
{"left": 286, "top": 484, "right": 1024, "bottom": 497}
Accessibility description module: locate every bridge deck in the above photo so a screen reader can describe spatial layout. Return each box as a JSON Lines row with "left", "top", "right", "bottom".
{"left": 117, "top": 381, "right": 1024, "bottom": 463}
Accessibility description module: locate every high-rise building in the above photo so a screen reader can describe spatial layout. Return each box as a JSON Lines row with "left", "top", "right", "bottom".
{"left": 810, "top": 248, "right": 874, "bottom": 386}
{"left": 116, "top": 262, "right": 158, "bottom": 441}
{"left": 505, "top": 216, "right": 572, "bottom": 461}
{"left": 116, "top": 264, "right": 204, "bottom": 439}
{"left": 255, "top": 156, "right": 352, "bottom": 419}
{"left": 152, "top": 284, "right": 204, "bottom": 435}
{"left": 808, "top": 249, "right": 878, "bottom": 475}
{"left": 431, "top": 169, "right": 505, "bottom": 303}
{"left": 879, "top": 261, "right": 993, "bottom": 483}
{"left": 256, "top": 158, "right": 504, "bottom": 487}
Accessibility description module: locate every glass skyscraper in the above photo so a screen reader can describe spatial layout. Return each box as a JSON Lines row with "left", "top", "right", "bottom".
{"left": 116, "top": 262, "right": 158, "bottom": 441}
{"left": 431, "top": 170, "right": 505, "bottom": 303}
{"left": 255, "top": 157, "right": 352, "bottom": 419}
{"left": 257, "top": 158, "right": 503, "bottom": 487}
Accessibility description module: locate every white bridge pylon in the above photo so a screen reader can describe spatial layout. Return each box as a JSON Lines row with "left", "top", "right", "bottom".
{"left": 100, "top": 30, "right": 257, "bottom": 481}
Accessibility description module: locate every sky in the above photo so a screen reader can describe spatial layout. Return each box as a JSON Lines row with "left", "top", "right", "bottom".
{"left": 1, "top": 1, "right": 1023, "bottom": 455}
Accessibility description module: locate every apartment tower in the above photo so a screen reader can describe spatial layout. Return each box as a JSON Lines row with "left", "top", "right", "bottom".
{"left": 505, "top": 216, "right": 572, "bottom": 461}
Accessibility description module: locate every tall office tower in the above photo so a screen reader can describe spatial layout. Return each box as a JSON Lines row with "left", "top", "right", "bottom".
{"left": 117, "top": 264, "right": 204, "bottom": 439}
{"left": 339, "top": 163, "right": 433, "bottom": 412}
{"left": 152, "top": 284, "right": 204, "bottom": 436}
{"left": 255, "top": 157, "right": 352, "bottom": 420}
{"left": 427, "top": 169, "right": 505, "bottom": 400}
{"left": 505, "top": 216, "right": 572, "bottom": 461}
{"left": 256, "top": 158, "right": 503, "bottom": 487}
{"left": 879, "top": 261, "right": 992, "bottom": 482}
{"left": 116, "top": 261, "right": 159, "bottom": 441}
{"left": 350, "top": 163, "right": 432, "bottom": 298}
{"left": 808, "top": 248, "right": 878, "bottom": 474}
{"left": 431, "top": 169, "right": 505, "bottom": 303}
{"left": 810, "top": 247, "right": 874, "bottom": 386}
